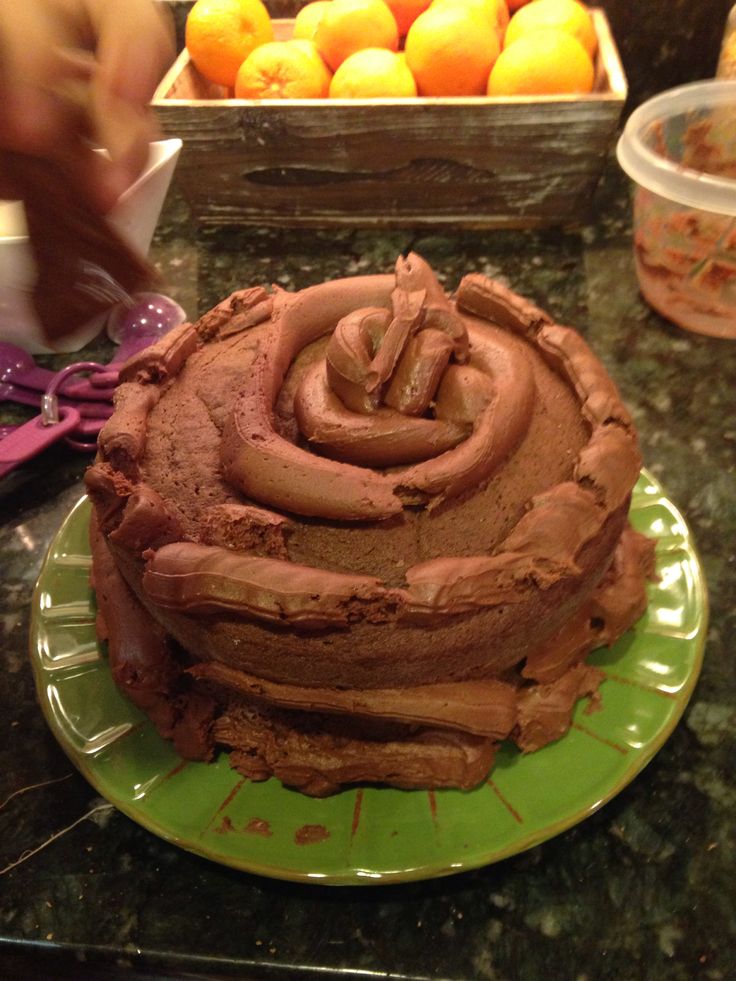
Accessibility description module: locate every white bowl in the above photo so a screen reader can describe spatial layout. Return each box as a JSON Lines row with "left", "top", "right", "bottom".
{"left": 616, "top": 80, "right": 736, "bottom": 339}
{"left": 0, "top": 138, "right": 182, "bottom": 353}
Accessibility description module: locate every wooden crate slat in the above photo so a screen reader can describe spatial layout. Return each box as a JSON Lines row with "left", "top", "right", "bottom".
{"left": 152, "top": 11, "right": 627, "bottom": 229}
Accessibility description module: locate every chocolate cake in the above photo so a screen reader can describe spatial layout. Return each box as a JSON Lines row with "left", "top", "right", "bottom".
{"left": 85, "top": 254, "right": 655, "bottom": 796}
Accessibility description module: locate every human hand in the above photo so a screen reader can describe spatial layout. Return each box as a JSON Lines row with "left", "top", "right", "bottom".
{"left": 0, "top": 0, "right": 175, "bottom": 212}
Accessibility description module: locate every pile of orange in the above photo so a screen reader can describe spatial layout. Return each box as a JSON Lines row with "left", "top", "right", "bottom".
{"left": 185, "top": 0, "right": 598, "bottom": 100}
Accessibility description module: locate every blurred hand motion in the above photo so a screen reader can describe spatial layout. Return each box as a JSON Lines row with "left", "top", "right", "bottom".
{"left": 0, "top": 0, "right": 175, "bottom": 212}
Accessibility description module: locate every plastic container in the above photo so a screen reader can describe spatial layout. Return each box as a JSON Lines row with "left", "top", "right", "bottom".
{"left": 616, "top": 80, "right": 736, "bottom": 339}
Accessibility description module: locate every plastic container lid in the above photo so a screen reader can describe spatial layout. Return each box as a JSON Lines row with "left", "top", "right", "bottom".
{"left": 616, "top": 80, "right": 736, "bottom": 217}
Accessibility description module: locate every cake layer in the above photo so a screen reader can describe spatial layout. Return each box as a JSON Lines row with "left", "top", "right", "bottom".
{"left": 90, "top": 512, "right": 653, "bottom": 796}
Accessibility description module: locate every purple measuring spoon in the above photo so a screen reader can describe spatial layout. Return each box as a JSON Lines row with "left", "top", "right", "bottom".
{"left": 0, "top": 342, "right": 116, "bottom": 402}
{"left": 0, "top": 362, "right": 114, "bottom": 478}
{"left": 0, "top": 294, "right": 186, "bottom": 398}
{"left": 0, "top": 406, "right": 84, "bottom": 478}
{"left": 1, "top": 294, "right": 185, "bottom": 479}
{"left": 0, "top": 415, "right": 105, "bottom": 440}
{"left": 0, "top": 381, "right": 113, "bottom": 419}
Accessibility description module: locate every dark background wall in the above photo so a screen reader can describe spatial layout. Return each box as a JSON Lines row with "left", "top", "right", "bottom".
{"left": 163, "top": 0, "right": 735, "bottom": 110}
{"left": 599, "top": 0, "right": 733, "bottom": 106}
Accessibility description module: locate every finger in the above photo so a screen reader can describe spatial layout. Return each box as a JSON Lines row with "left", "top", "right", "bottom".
{"left": 63, "top": 142, "right": 129, "bottom": 214}
{"left": 87, "top": 0, "right": 175, "bottom": 104}
{"left": 0, "top": 153, "right": 18, "bottom": 199}
{"left": 84, "top": 0, "right": 175, "bottom": 199}
{"left": 88, "top": 94, "right": 162, "bottom": 208}
{"left": 0, "top": 3, "right": 80, "bottom": 153}
{"left": 0, "top": 0, "right": 174, "bottom": 211}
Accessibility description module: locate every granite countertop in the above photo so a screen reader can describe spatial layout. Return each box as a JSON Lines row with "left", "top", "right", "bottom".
{"left": 0, "top": 162, "right": 734, "bottom": 981}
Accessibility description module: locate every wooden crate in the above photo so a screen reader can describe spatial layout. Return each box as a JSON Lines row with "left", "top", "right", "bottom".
{"left": 152, "top": 11, "right": 627, "bottom": 229}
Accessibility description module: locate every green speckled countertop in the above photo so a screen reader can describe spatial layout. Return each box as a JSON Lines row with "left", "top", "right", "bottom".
{"left": 0, "top": 158, "right": 734, "bottom": 981}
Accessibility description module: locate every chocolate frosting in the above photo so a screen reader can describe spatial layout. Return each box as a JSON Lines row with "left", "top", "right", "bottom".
{"left": 220, "top": 256, "right": 537, "bottom": 519}
{"left": 108, "top": 484, "right": 184, "bottom": 553}
{"left": 89, "top": 507, "right": 654, "bottom": 794}
{"left": 90, "top": 513, "right": 215, "bottom": 762}
{"left": 193, "top": 285, "right": 273, "bottom": 341}
{"left": 97, "top": 383, "right": 160, "bottom": 479}
{"left": 118, "top": 322, "right": 200, "bottom": 385}
{"left": 143, "top": 542, "right": 403, "bottom": 628}
{"left": 523, "top": 526, "right": 656, "bottom": 685}
{"left": 189, "top": 660, "right": 517, "bottom": 739}
{"left": 217, "top": 706, "right": 497, "bottom": 796}
{"left": 89, "top": 253, "right": 642, "bottom": 625}
{"left": 516, "top": 663, "right": 605, "bottom": 753}
{"left": 86, "top": 252, "right": 653, "bottom": 795}
{"left": 199, "top": 503, "right": 292, "bottom": 558}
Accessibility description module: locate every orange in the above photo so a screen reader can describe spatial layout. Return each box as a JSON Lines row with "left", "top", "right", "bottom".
{"left": 329, "top": 48, "right": 418, "bottom": 97}
{"left": 507, "top": 0, "right": 532, "bottom": 9}
{"left": 314, "top": 0, "right": 400, "bottom": 72}
{"left": 431, "top": 0, "right": 509, "bottom": 39}
{"left": 289, "top": 38, "right": 334, "bottom": 92}
{"left": 234, "top": 39, "right": 331, "bottom": 97}
{"left": 488, "top": 28, "right": 594, "bottom": 94}
{"left": 405, "top": 3, "right": 500, "bottom": 96}
{"left": 504, "top": 0, "right": 597, "bottom": 58}
{"left": 292, "top": 1, "right": 331, "bottom": 41}
{"left": 185, "top": 0, "right": 274, "bottom": 87}
{"left": 384, "top": 0, "right": 432, "bottom": 36}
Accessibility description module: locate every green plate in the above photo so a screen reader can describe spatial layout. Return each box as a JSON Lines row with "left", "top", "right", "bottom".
{"left": 29, "top": 470, "right": 707, "bottom": 885}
